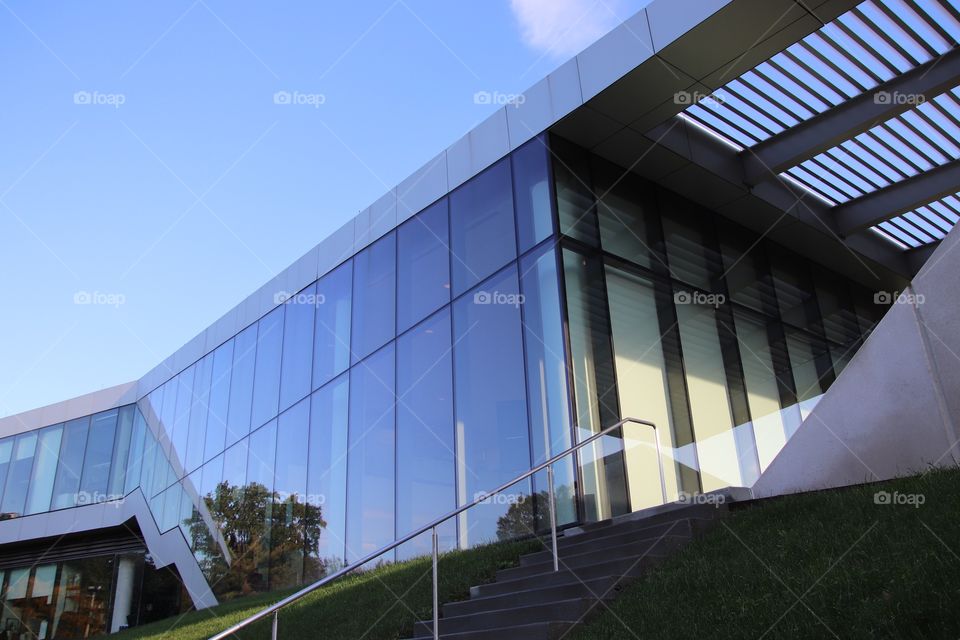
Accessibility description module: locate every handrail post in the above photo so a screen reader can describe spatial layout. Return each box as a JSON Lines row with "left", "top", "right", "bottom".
{"left": 271, "top": 610, "right": 278, "bottom": 640}
{"left": 653, "top": 428, "right": 668, "bottom": 505}
{"left": 432, "top": 526, "right": 439, "bottom": 640}
{"left": 547, "top": 464, "right": 558, "bottom": 573}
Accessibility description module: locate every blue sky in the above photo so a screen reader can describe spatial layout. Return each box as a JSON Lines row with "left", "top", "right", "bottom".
{"left": 0, "top": 0, "right": 650, "bottom": 418}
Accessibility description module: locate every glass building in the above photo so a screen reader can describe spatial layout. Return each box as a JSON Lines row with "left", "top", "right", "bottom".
{"left": 2, "top": 0, "right": 950, "bottom": 634}
{"left": 0, "top": 133, "right": 887, "bottom": 632}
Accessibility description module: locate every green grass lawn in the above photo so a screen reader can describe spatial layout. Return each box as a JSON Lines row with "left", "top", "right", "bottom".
{"left": 571, "top": 468, "right": 960, "bottom": 640}
{"left": 115, "top": 538, "right": 540, "bottom": 640}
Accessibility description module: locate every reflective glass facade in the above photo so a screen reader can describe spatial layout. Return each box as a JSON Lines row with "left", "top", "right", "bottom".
{"left": 0, "top": 133, "right": 887, "bottom": 617}
{"left": 554, "top": 138, "right": 884, "bottom": 519}
{"left": 0, "top": 551, "right": 183, "bottom": 638}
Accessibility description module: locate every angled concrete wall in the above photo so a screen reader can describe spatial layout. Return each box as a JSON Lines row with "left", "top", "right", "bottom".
{"left": 752, "top": 226, "right": 960, "bottom": 498}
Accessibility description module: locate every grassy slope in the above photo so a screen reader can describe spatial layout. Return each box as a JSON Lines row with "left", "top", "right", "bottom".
{"left": 115, "top": 538, "right": 540, "bottom": 640}
{"left": 572, "top": 468, "right": 960, "bottom": 640}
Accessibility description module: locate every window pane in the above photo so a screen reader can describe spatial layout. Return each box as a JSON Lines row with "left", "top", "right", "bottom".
{"left": 138, "top": 427, "right": 158, "bottom": 501}
{"left": 161, "top": 483, "right": 182, "bottom": 532}
{"left": 351, "top": 233, "right": 396, "bottom": 363}
{"left": 306, "top": 374, "right": 349, "bottom": 578}
{"left": 595, "top": 164, "right": 660, "bottom": 270}
{"left": 125, "top": 408, "right": 147, "bottom": 495}
{"left": 246, "top": 421, "right": 277, "bottom": 592}
{"left": 452, "top": 265, "right": 530, "bottom": 546}
{"left": 158, "top": 377, "right": 178, "bottom": 449}
{"left": 108, "top": 406, "right": 135, "bottom": 499}
{"left": 661, "top": 200, "right": 722, "bottom": 292}
{"left": 251, "top": 307, "right": 284, "bottom": 430}
{"left": 606, "top": 268, "right": 684, "bottom": 509}
{"left": 561, "top": 249, "right": 630, "bottom": 521}
{"left": 24, "top": 426, "right": 62, "bottom": 515}
{"left": 227, "top": 325, "right": 258, "bottom": 447}
{"left": 520, "top": 247, "right": 576, "bottom": 526}
{"left": 397, "top": 199, "right": 450, "bottom": 333}
{"left": 204, "top": 339, "right": 234, "bottom": 463}
{"left": 221, "top": 439, "right": 248, "bottom": 495}
{"left": 171, "top": 366, "right": 195, "bottom": 471}
{"left": 279, "top": 284, "right": 317, "bottom": 411}
{"left": 770, "top": 252, "right": 818, "bottom": 330}
{"left": 449, "top": 159, "right": 517, "bottom": 296}
{"left": 733, "top": 308, "right": 797, "bottom": 471}
{"left": 552, "top": 136, "right": 598, "bottom": 245}
{"left": 513, "top": 137, "right": 553, "bottom": 251}
{"left": 313, "top": 261, "right": 353, "bottom": 389}
{"left": 719, "top": 223, "right": 777, "bottom": 314}
{"left": 0, "top": 439, "right": 13, "bottom": 506}
{"left": 346, "top": 344, "right": 395, "bottom": 563}
{"left": 396, "top": 309, "right": 455, "bottom": 558}
{"left": 271, "top": 399, "right": 310, "bottom": 589}
{"left": 79, "top": 409, "right": 118, "bottom": 503}
{"left": 186, "top": 355, "right": 213, "bottom": 474}
{"left": 1, "top": 433, "right": 37, "bottom": 516}
{"left": 813, "top": 268, "right": 860, "bottom": 373}
{"left": 786, "top": 328, "right": 828, "bottom": 419}
{"left": 675, "top": 300, "right": 747, "bottom": 492}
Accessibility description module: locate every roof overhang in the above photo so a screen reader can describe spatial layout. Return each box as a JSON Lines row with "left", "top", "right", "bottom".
{"left": 549, "top": 0, "right": 957, "bottom": 289}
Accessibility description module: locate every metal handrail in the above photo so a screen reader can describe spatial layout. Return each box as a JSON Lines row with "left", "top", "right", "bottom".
{"left": 208, "top": 417, "right": 664, "bottom": 640}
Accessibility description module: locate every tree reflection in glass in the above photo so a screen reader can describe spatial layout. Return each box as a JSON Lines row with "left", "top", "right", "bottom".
{"left": 186, "top": 481, "right": 329, "bottom": 600}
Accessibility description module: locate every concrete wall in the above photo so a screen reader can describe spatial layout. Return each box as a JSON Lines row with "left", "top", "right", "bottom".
{"left": 752, "top": 226, "right": 960, "bottom": 498}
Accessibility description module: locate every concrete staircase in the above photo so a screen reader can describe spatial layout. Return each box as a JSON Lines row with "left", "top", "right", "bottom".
{"left": 406, "top": 502, "right": 729, "bottom": 639}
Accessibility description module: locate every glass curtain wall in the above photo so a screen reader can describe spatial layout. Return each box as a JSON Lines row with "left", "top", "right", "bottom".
{"left": 554, "top": 136, "right": 885, "bottom": 515}
{"left": 0, "top": 134, "right": 564, "bottom": 603}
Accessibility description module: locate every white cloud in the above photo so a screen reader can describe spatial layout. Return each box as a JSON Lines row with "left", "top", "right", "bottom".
{"left": 510, "top": 0, "right": 625, "bottom": 59}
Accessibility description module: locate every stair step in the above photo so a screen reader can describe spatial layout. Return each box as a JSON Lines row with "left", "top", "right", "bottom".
{"left": 564, "top": 502, "right": 726, "bottom": 538}
{"left": 414, "top": 597, "right": 601, "bottom": 636}
{"left": 501, "top": 534, "right": 687, "bottom": 580}
{"left": 406, "top": 620, "right": 576, "bottom": 640}
{"left": 444, "top": 575, "right": 625, "bottom": 617}
{"left": 403, "top": 502, "right": 730, "bottom": 640}
{"left": 555, "top": 517, "right": 697, "bottom": 552}
{"left": 525, "top": 527, "right": 692, "bottom": 568}
{"left": 472, "top": 553, "right": 667, "bottom": 598}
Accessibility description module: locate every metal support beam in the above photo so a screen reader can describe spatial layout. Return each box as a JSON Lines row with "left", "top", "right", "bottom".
{"left": 835, "top": 160, "right": 960, "bottom": 235}
{"left": 742, "top": 47, "right": 960, "bottom": 185}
